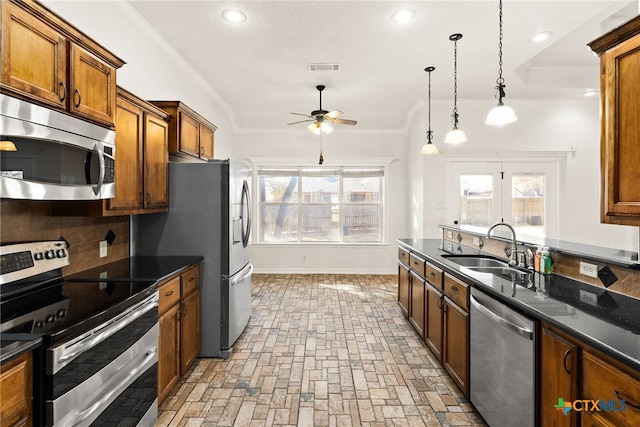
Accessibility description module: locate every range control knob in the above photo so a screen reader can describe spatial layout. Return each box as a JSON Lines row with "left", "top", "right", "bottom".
{"left": 34, "top": 252, "right": 45, "bottom": 261}
{"left": 35, "top": 321, "right": 44, "bottom": 329}
{"left": 45, "top": 314, "right": 56, "bottom": 324}
{"left": 56, "top": 249, "right": 67, "bottom": 258}
{"left": 45, "top": 250, "right": 56, "bottom": 260}
{"left": 56, "top": 309, "right": 67, "bottom": 319}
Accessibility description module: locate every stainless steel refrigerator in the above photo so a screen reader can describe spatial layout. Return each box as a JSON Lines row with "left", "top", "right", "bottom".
{"left": 135, "top": 158, "right": 252, "bottom": 358}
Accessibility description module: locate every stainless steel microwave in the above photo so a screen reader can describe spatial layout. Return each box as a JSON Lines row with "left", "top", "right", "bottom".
{"left": 0, "top": 94, "right": 115, "bottom": 200}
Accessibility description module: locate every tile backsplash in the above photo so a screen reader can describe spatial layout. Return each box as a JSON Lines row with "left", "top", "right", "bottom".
{"left": 1, "top": 199, "right": 129, "bottom": 275}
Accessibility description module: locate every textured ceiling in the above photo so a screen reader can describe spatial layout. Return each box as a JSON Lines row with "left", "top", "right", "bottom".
{"left": 126, "top": 0, "right": 638, "bottom": 132}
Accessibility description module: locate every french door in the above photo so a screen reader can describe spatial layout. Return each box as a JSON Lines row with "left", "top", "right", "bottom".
{"left": 448, "top": 160, "right": 558, "bottom": 239}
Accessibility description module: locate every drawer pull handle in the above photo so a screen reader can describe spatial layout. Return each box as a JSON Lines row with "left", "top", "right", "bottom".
{"left": 451, "top": 285, "right": 458, "bottom": 291}
{"left": 74, "top": 88, "right": 82, "bottom": 108}
{"left": 614, "top": 390, "right": 640, "bottom": 410}
{"left": 165, "top": 290, "right": 174, "bottom": 297}
{"left": 430, "top": 272, "right": 435, "bottom": 277}
{"left": 59, "top": 82, "right": 67, "bottom": 101}
{"left": 562, "top": 349, "right": 571, "bottom": 375}
{"left": 189, "top": 277, "right": 195, "bottom": 282}
{"left": 437, "top": 295, "right": 444, "bottom": 309}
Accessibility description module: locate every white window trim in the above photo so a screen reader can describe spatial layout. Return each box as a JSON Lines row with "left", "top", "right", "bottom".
{"left": 250, "top": 157, "right": 394, "bottom": 245}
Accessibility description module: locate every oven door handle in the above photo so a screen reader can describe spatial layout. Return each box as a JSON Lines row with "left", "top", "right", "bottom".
{"left": 52, "top": 293, "right": 158, "bottom": 374}
{"left": 67, "top": 345, "right": 158, "bottom": 427}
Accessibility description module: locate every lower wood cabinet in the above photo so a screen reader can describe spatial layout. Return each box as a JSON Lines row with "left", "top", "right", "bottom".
{"left": 541, "top": 326, "right": 579, "bottom": 427}
{"left": 443, "top": 297, "right": 469, "bottom": 396}
{"left": 157, "top": 263, "right": 200, "bottom": 404}
{"left": 424, "top": 282, "right": 443, "bottom": 361}
{"left": 398, "top": 261, "right": 410, "bottom": 316}
{"left": 409, "top": 271, "right": 425, "bottom": 336}
{"left": 0, "top": 351, "right": 32, "bottom": 427}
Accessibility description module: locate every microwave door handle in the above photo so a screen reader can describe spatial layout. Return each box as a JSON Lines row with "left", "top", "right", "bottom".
{"left": 93, "top": 143, "right": 105, "bottom": 196}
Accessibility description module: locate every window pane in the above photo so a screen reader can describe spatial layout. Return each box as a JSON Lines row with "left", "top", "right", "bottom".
{"left": 343, "top": 205, "right": 381, "bottom": 242}
{"left": 259, "top": 205, "right": 298, "bottom": 242}
{"left": 301, "top": 205, "right": 339, "bottom": 241}
{"left": 259, "top": 176, "right": 299, "bottom": 203}
{"left": 460, "top": 174, "right": 493, "bottom": 227}
{"left": 343, "top": 177, "right": 381, "bottom": 203}
{"left": 512, "top": 174, "right": 544, "bottom": 237}
{"left": 301, "top": 176, "right": 338, "bottom": 203}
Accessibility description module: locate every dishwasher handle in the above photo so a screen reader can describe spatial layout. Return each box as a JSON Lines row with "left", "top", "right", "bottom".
{"left": 470, "top": 294, "right": 534, "bottom": 340}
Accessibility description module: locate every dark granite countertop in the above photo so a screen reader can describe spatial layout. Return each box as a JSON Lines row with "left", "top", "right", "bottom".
{"left": 398, "top": 238, "right": 640, "bottom": 373}
{"left": 0, "top": 337, "right": 41, "bottom": 364}
{"left": 65, "top": 256, "right": 203, "bottom": 283}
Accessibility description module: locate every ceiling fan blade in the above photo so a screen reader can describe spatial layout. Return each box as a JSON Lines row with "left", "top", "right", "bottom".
{"left": 290, "top": 112, "right": 313, "bottom": 118}
{"left": 324, "top": 110, "right": 343, "bottom": 119}
{"left": 328, "top": 117, "right": 357, "bottom": 125}
{"left": 287, "top": 119, "right": 315, "bottom": 125}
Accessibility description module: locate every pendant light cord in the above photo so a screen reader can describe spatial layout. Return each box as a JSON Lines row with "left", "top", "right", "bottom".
{"left": 450, "top": 34, "right": 461, "bottom": 128}
{"left": 495, "top": 0, "right": 506, "bottom": 103}
{"left": 427, "top": 67, "right": 433, "bottom": 143}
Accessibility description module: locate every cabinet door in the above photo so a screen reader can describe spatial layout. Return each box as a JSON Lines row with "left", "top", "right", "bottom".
{"left": 109, "top": 96, "right": 144, "bottom": 211}
{"left": 1, "top": 1, "right": 67, "bottom": 109}
{"left": 143, "top": 111, "right": 169, "bottom": 209}
{"left": 180, "top": 289, "right": 200, "bottom": 376}
{"left": 425, "top": 283, "right": 443, "bottom": 361}
{"left": 158, "top": 303, "right": 180, "bottom": 405}
{"left": 398, "top": 262, "right": 410, "bottom": 316}
{"left": 600, "top": 30, "right": 640, "bottom": 225}
{"left": 409, "top": 271, "right": 425, "bottom": 336}
{"left": 69, "top": 44, "right": 116, "bottom": 127}
{"left": 178, "top": 111, "right": 201, "bottom": 157}
{"left": 443, "top": 299, "right": 469, "bottom": 396}
{"left": 199, "top": 124, "right": 215, "bottom": 160}
{"left": 540, "top": 328, "right": 578, "bottom": 427}
{"left": 0, "top": 352, "right": 32, "bottom": 427}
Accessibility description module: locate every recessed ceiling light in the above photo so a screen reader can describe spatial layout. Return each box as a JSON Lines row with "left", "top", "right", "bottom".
{"left": 391, "top": 9, "right": 416, "bottom": 23}
{"left": 532, "top": 31, "right": 553, "bottom": 42}
{"left": 222, "top": 9, "right": 246, "bottom": 23}
{"left": 584, "top": 89, "right": 598, "bottom": 97}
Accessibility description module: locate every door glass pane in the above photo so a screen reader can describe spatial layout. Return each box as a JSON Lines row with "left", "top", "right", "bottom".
{"left": 512, "top": 174, "right": 544, "bottom": 237}
{"left": 459, "top": 174, "right": 493, "bottom": 227}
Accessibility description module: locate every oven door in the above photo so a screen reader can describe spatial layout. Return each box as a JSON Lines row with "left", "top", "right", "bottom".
{"left": 46, "top": 292, "right": 158, "bottom": 427}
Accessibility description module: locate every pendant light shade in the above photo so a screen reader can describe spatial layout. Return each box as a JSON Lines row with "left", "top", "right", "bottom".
{"left": 421, "top": 66, "right": 438, "bottom": 155}
{"left": 486, "top": 0, "right": 517, "bottom": 126}
{"left": 445, "top": 33, "right": 467, "bottom": 144}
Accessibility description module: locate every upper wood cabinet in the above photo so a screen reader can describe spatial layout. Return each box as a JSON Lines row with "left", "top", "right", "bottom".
{"left": 589, "top": 16, "right": 640, "bottom": 226}
{"left": 105, "top": 87, "right": 169, "bottom": 215}
{"left": 1, "top": 0, "right": 124, "bottom": 127}
{"left": 150, "top": 101, "right": 217, "bottom": 161}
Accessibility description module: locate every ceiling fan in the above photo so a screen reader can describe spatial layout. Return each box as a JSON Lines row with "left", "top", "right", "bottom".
{"left": 287, "top": 85, "right": 357, "bottom": 134}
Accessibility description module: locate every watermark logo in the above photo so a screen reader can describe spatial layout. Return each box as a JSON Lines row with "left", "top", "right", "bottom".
{"left": 554, "top": 397, "right": 626, "bottom": 415}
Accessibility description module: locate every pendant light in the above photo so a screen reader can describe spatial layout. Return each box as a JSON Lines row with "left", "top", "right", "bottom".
{"left": 444, "top": 33, "right": 467, "bottom": 144}
{"left": 485, "top": 0, "right": 517, "bottom": 126}
{"left": 421, "top": 66, "right": 438, "bottom": 155}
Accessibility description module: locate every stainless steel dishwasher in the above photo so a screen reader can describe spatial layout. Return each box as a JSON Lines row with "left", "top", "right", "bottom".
{"left": 470, "top": 287, "right": 538, "bottom": 427}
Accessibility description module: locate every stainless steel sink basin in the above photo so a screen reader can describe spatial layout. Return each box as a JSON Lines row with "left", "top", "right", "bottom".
{"left": 442, "top": 256, "right": 509, "bottom": 268}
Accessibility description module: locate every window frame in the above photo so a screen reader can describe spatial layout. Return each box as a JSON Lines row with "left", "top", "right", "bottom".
{"left": 254, "top": 163, "right": 389, "bottom": 246}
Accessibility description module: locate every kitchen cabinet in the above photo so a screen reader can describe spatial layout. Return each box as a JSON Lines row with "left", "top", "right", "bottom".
{"left": 150, "top": 101, "right": 217, "bottom": 161}
{"left": 398, "top": 258, "right": 410, "bottom": 316}
{"left": 442, "top": 273, "right": 469, "bottom": 397}
{"left": 409, "top": 271, "right": 425, "bottom": 336}
{"left": 157, "top": 264, "right": 201, "bottom": 404}
{"left": 0, "top": 351, "right": 32, "bottom": 427}
{"left": 541, "top": 325, "right": 579, "bottom": 427}
{"left": 106, "top": 87, "right": 169, "bottom": 215}
{"left": 588, "top": 16, "right": 640, "bottom": 226}
{"left": 424, "top": 263, "right": 444, "bottom": 361}
{"left": 582, "top": 350, "right": 640, "bottom": 427}
{"left": 1, "top": 0, "right": 124, "bottom": 127}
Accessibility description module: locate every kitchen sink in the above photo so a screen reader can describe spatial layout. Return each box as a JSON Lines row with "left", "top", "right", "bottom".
{"left": 441, "top": 256, "right": 510, "bottom": 268}
{"left": 442, "top": 255, "right": 533, "bottom": 284}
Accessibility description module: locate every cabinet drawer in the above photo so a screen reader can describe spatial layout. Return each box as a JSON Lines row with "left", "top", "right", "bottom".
{"left": 181, "top": 266, "right": 200, "bottom": 296}
{"left": 582, "top": 351, "right": 640, "bottom": 425}
{"left": 409, "top": 253, "right": 426, "bottom": 280}
{"left": 398, "top": 247, "right": 410, "bottom": 266}
{"left": 444, "top": 273, "right": 469, "bottom": 312}
{"left": 158, "top": 276, "right": 181, "bottom": 315}
{"left": 426, "top": 262, "right": 443, "bottom": 290}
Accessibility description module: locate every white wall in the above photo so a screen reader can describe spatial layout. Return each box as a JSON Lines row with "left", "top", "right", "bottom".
{"left": 406, "top": 98, "right": 639, "bottom": 252}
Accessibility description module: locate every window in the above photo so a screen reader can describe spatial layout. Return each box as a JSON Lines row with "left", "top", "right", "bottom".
{"left": 450, "top": 160, "right": 558, "bottom": 238}
{"left": 257, "top": 167, "right": 384, "bottom": 243}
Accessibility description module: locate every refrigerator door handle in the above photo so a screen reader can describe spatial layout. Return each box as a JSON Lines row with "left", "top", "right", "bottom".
{"left": 241, "top": 179, "right": 251, "bottom": 248}
{"left": 230, "top": 263, "right": 253, "bottom": 286}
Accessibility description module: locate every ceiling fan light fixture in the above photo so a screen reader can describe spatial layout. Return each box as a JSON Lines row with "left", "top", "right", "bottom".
{"left": 307, "top": 122, "right": 321, "bottom": 135}
{"left": 222, "top": 9, "right": 246, "bottom": 23}
{"left": 320, "top": 121, "right": 333, "bottom": 133}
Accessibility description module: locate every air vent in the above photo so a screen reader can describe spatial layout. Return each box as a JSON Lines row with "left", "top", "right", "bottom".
{"left": 308, "top": 63, "right": 340, "bottom": 72}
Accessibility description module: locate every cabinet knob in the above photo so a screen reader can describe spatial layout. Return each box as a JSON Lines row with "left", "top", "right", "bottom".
{"left": 451, "top": 285, "right": 458, "bottom": 292}
{"left": 59, "top": 82, "right": 67, "bottom": 102}
{"left": 165, "top": 290, "right": 174, "bottom": 297}
{"left": 74, "top": 88, "right": 82, "bottom": 108}
{"left": 562, "top": 349, "right": 571, "bottom": 374}
{"left": 146, "top": 193, "right": 151, "bottom": 205}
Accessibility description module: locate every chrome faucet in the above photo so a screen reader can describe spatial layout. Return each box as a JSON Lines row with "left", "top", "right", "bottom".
{"left": 486, "top": 222, "right": 524, "bottom": 267}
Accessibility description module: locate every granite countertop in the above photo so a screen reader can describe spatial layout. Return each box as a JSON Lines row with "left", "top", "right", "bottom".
{"left": 398, "top": 238, "right": 640, "bottom": 372}
{"left": 65, "top": 255, "right": 204, "bottom": 283}
{"left": 0, "top": 338, "right": 41, "bottom": 364}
